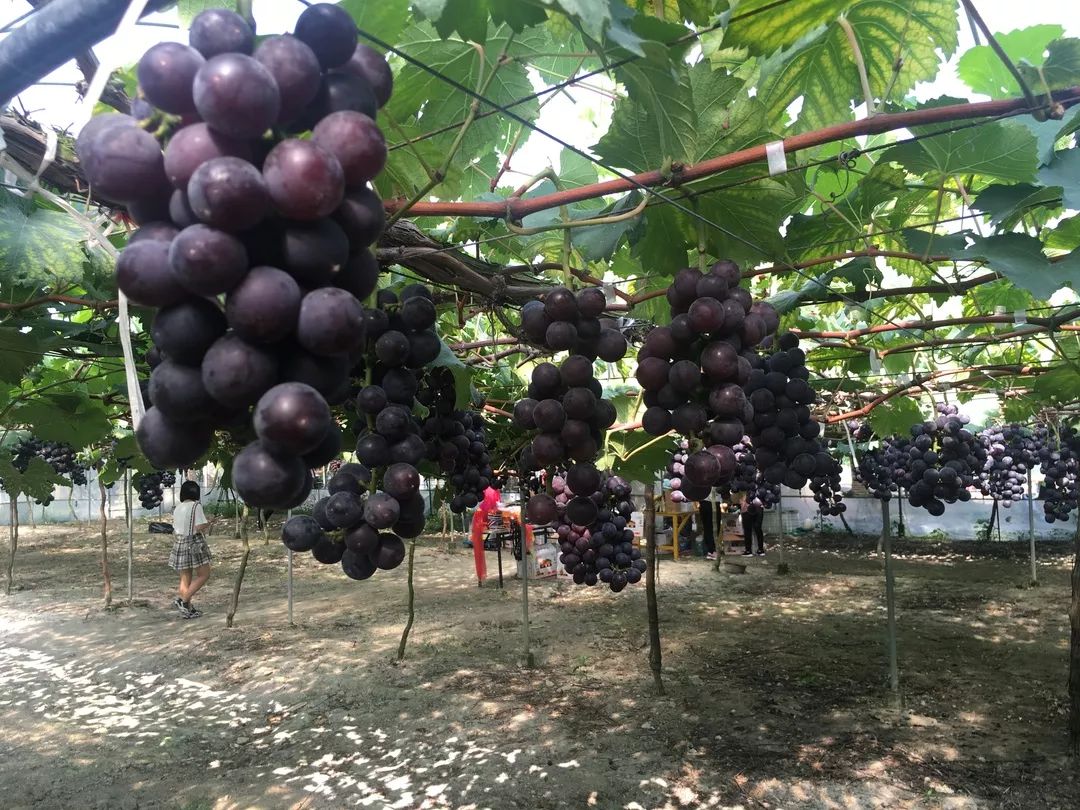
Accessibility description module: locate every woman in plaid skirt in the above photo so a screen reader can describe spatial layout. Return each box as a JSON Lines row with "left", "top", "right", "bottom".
{"left": 169, "top": 481, "right": 211, "bottom": 618}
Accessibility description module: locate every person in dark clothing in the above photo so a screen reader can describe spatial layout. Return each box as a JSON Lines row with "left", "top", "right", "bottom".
{"left": 741, "top": 494, "right": 765, "bottom": 556}
{"left": 697, "top": 499, "right": 717, "bottom": 560}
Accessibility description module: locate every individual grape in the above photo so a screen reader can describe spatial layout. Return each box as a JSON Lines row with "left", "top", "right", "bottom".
{"left": 341, "top": 547, "right": 377, "bottom": 580}
{"left": 373, "top": 533, "right": 406, "bottom": 569}
{"left": 383, "top": 462, "right": 420, "bottom": 499}
{"left": 335, "top": 249, "right": 380, "bottom": 302}
{"left": 136, "top": 406, "right": 212, "bottom": 468}
{"left": 297, "top": 287, "right": 365, "bottom": 356}
{"left": 169, "top": 189, "right": 199, "bottom": 227}
{"left": 168, "top": 224, "right": 250, "bottom": 295}
{"left": 364, "top": 491, "right": 400, "bottom": 530}
{"left": 253, "top": 35, "right": 322, "bottom": 123}
{"left": 294, "top": 3, "right": 358, "bottom": 69}
{"left": 326, "top": 491, "right": 366, "bottom": 528}
{"left": 312, "top": 535, "right": 345, "bottom": 564}
{"left": 149, "top": 359, "right": 217, "bottom": 421}
{"left": 225, "top": 266, "right": 302, "bottom": 344}
{"left": 253, "top": 382, "right": 333, "bottom": 456}
{"left": 137, "top": 42, "right": 205, "bottom": 114}
{"left": 78, "top": 123, "right": 167, "bottom": 204}
{"left": 279, "top": 344, "right": 350, "bottom": 398}
{"left": 263, "top": 139, "right": 345, "bottom": 221}
{"left": 292, "top": 72, "right": 378, "bottom": 131}
{"left": 116, "top": 239, "right": 189, "bottom": 308}
{"left": 163, "top": 123, "right": 253, "bottom": 190}
{"left": 151, "top": 297, "right": 227, "bottom": 364}
{"left": 280, "top": 218, "right": 350, "bottom": 286}
{"left": 201, "top": 333, "right": 279, "bottom": 408}
{"left": 232, "top": 440, "right": 310, "bottom": 509}
{"left": 334, "top": 188, "right": 386, "bottom": 249}
{"left": 339, "top": 43, "right": 393, "bottom": 108}
{"left": 189, "top": 8, "right": 255, "bottom": 58}
{"left": 192, "top": 53, "right": 280, "bottom": 139}
{"left": 312, "top": 111, "right": 386, "bottom": 188}
{"left": 282, "top": 515, "right": 324, "bottom": 552}
{"left": 186, "top": 157, "right": 270, "bottom": 231}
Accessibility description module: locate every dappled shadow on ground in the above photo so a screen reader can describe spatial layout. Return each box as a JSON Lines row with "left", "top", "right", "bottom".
{"left": 0, "top": 525, "right": 1077, "bottom": 808}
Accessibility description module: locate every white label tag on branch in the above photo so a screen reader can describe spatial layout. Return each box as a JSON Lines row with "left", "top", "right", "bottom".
{"left": 1014, "top": 309, "right": 1027, "bottom": 325}
{"left": 868, "top": 349, "right": 881, "bottom": 373}
{"left": 765, "top": 141, "right": 788, "bottom": 176}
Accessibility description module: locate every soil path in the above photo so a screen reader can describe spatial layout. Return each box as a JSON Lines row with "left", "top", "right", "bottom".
{"left": 1, "top": 524, "right": 1078, "bottom": 809}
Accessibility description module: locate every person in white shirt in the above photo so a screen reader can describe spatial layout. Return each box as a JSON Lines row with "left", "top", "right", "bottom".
{"left": 168, "top": 481, "right": 211, "bottom": 618}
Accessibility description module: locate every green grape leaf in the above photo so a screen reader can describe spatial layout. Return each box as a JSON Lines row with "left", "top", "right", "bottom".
{"left": 971, "top": 183, "right": 1062, "bottom": 227}
{"left": 600, "top": 429, "right": 671, "bottom": 485}
{"left": 177, "top": 0, "right": 228, "bottom": 26}
{"left": 1033, "top": 365, "right": 1080, "bottom": 406}
{"left": 9, "top": 394, "right": 112, "bottom": 449}
{"left": 0, "top": 454, "right": 61, "bottom": 501}
{"left": 0, "top": 327, "right": 55, "bottom": 384}
{"left": 957, "top": 25, "right": 1064, "bottom": 98}
{"left": 881, "top": 120, "right": 1038, "bottom": 183}
{"left": 570, "top": 192, "right": 644, "bottom": 262}
{"left": 431, "top": 340, "right": 474, "bottom": 410}
{"left": 739, "top": 0, "right": 959, "bottom": 132}
{"left": 0, "top": 191, "right": 97, "bottom": 289}
{"left": 340, "top": 0, "right": 413, "bottom": 43}
{"left": 1038, "top": 147, "right": 1080, "bottom": 211}
{"left": 868, "top": 398, "right": 924, "bottom": 439}
{"left": 1018, "top": 38, "right": 1080, "bottom": 92}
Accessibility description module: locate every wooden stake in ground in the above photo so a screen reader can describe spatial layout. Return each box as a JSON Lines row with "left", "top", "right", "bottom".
{"left": 6, "top": 497, "right": 17, "bottom": 595}
{"left": 1028, "top": 470, "right": 1038, "bottom": 587}
{"left": 882, "top": 499, "right": 900, "bottom": 699}
{"left": 125, "top": 468, "right": 134, "bottom": 604}
{"left": 644, "top": 482, "right": 664, "bottom": 695}
{"left": 775, "top": 491, "right": 789, "bottom": 575}
{"left": 397, "top": 537, "right": 417, "bottom": 661}
{"left": 226, "top": 505, "right": 250, "bottom": 628}
{"left": 98, "top": 474, "right": 111, "bottom": 608}
{"left": 1069, "top": 514, "right": 1080, "bottom": 753}
{"left": 25, "top": 494, "right": 35, "bottom": 529}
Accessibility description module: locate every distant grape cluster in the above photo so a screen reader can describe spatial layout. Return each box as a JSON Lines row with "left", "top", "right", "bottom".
{"left": 549, "top": 469, "right": 644, "bottom": 591}
{"left": 418, "top": 367, "right": 496, "bottom": 514}
{"left": 77, "top": 5, "right": 393, "bottom": 492}
{"left": 977, "top": 423, "right": 1038, "bottom": 507}
{"left": 1037, "top": 425, "right": 1080, "bottom": 523}
{"left": 808, "top": 450, "right": 846, "bottom": 517}
{"left": 134, "top": 470, "right": 177, "bottom": 510}
{"left": 10, "top": 438, "right": 88, "bottom": 503}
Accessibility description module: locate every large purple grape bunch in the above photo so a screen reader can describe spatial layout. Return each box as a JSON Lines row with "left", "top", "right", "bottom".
{"left": 1037, "top": 425, "right": 1080, "bottom": 523}
{"left": 550, "top": 469, "right": 644, "bottom": 592}
{"left": 977, "top": 423, "right": 1038, "bottom": 507}
{"left": 898, "top": 404, "right": 984, "bottom": 516}
{"left": 854, "top": 442, "right": 896, "bottom": 501}
{"left": 746, "top": 332, "right": 832, "bottom": 492}
{"left": 77, "top": 5, "right": 394, "bottom": 507}
{"left": 512, "top": 287, "right": 624, "bottom": 526}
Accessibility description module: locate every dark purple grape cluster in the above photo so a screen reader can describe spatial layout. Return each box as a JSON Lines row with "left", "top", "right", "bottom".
{"left": 283, "top": 460, "right": 410, "bottom": 580}
{"left": 808, "top": 450, "right": 845, "bottom": 516}
{"left": 12, "top": 437, "right": 88, "bottom": 488}
{"left": 635, "top": 261, "right": 781, "bottom": 497}
{"left": 513, "top": 358, "right": 618, "bottom": 485}
{"left": 1037, "top": 425, "right": 1080, "bottom": 523}
{"left": 134, "top": 469, "right": 176, "bottom": 509}
{"left": 745, "top": 332, "right": 831, "bottom": 492}
{"left": 543, "top": 468, "right": 643, "bottom": 592}
{"left": 898, "top": 404, "right": 984, "bottom": 516}
{"left": 418, "top": 367, "right": 495, "bottom": 513}
{"left": 78, "top": 5, "right": 393, "bottom": 490}
{"left": 854, "top": 443, "right": 896, "bottom": 501}
{"left": 977, "top": 423, "right": 1037, "bottom": 507}
{"left": 519, "top": 286, "right": 628, "bottom": 361}
{"left": 663, "top": 441, "right": 691, "bottom": 502}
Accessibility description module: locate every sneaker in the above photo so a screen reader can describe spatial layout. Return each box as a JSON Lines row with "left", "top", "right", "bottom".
{"left": 705, "top": 552, "right": 718, "bottom": 561}
{"left": 172, "top": 596, "right": 185, "bottom": 612}
{"left": 180, "top": 602, "right": 202, "bottom": 619}
{"left": 755, "top": 551, "right": 766, "bottom": 557}
{"left": 741, "top": 551, "right": 753, "bottom": 557}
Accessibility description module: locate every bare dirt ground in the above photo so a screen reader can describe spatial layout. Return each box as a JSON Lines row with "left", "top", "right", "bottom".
{"left": 1, "top": 521, "right": 1078, "bottom": 810}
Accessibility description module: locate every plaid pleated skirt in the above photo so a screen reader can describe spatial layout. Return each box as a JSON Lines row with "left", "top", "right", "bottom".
{"left": 168, "top": 533, "right": 212, "bottom": 571}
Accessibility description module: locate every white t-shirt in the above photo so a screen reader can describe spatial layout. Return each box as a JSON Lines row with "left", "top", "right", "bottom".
{"left": 174, "top": 501, "right": 207, "bottom": 536}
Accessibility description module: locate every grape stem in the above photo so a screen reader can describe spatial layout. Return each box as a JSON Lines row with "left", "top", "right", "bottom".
{"left": 236, "top": 0, "right": 254, "bottom": 27}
